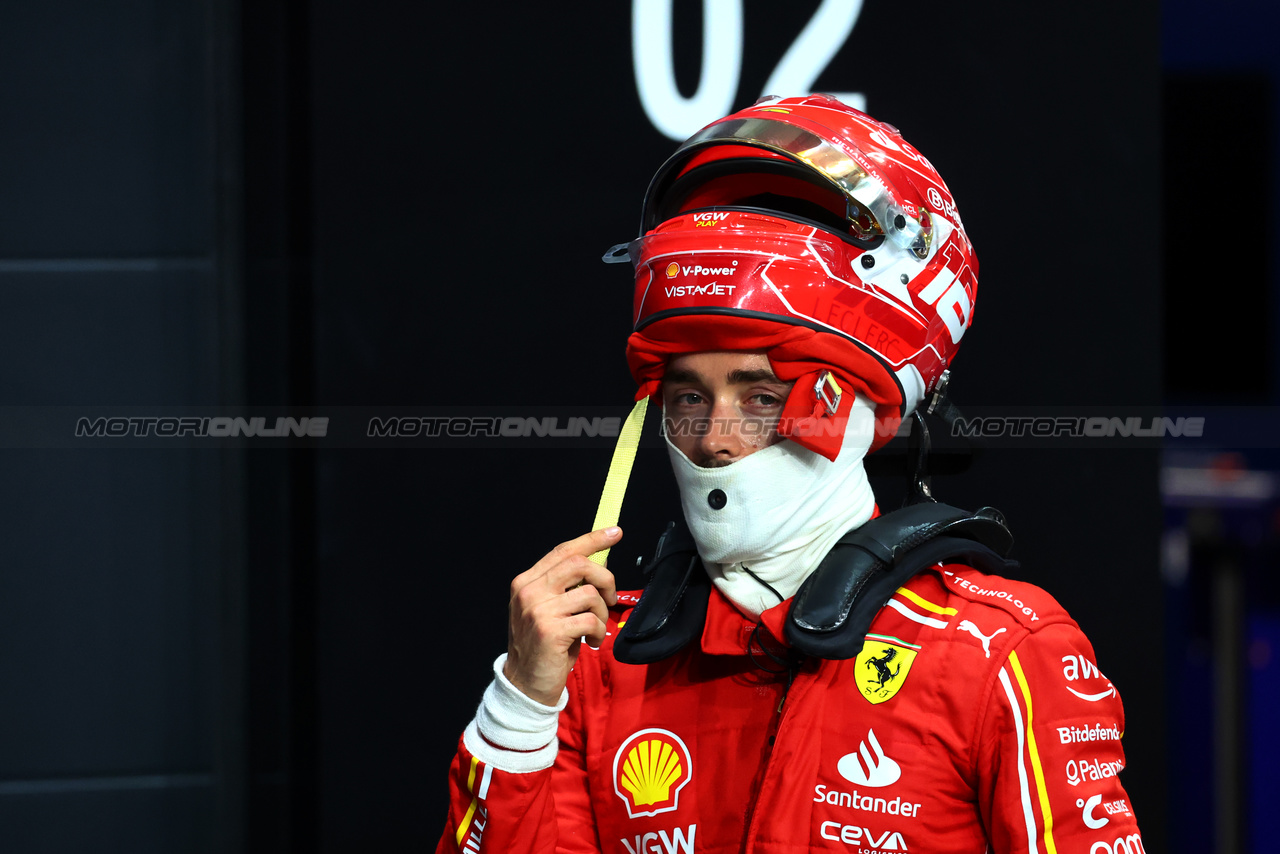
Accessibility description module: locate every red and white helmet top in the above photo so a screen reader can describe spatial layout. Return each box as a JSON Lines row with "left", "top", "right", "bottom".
{"left": 622, "top": 94, "right": 979, "bottom": 457}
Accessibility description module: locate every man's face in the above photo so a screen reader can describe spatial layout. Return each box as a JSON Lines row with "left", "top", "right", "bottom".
{"left": 661, "top": 351, "right": 795, "bottom": 468}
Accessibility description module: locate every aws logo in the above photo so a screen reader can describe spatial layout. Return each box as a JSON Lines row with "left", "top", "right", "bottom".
{"left": 1062, "top": 654, "right": 1116, "bottom": 702}
{"left": 613, "top": 728, "right": 693, "bottom": 819}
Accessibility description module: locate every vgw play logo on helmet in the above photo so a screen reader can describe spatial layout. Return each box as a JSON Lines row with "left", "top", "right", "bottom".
{"left": 613, "top": 729, "right": 693, "bottom": 819}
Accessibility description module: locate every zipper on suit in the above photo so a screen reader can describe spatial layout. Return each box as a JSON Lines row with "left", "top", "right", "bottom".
{"left": 740, "top": 654, "right": 804, "bottom": 854}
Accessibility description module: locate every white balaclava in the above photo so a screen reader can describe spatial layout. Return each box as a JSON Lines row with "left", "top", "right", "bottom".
{"left": 664, "top": 394, "right": 878, "bottom": 618}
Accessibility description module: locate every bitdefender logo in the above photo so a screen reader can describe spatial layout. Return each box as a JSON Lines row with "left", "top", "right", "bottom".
{"left": 1057, "top": 723, "right": 1121, "bottom": 745}
{"left": 613, "top": 729, "right": 693, "bottom": 819}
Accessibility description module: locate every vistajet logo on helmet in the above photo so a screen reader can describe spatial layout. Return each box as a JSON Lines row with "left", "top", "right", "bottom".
{"left": 442, "top": 94, "right": 1142, "bottom": 854}
{"left": 661, "top": 255, "right": 741, "bottom": 296}
{"left": 663, "top": 281, "right": 737, "bottom": 298}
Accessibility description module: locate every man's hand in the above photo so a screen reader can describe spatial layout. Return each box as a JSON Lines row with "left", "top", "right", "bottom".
{"left": 504, "top": 527, "right": 622, "bottom": 706}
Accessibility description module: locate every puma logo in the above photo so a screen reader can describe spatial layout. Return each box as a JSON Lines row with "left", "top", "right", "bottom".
{"left": 957, "top": 619, "right": 1006, "bottom": 658}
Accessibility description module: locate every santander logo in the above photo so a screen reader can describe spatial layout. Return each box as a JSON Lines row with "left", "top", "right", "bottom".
{"left": 837, "top": 729, "right": 901, "bottom": 788}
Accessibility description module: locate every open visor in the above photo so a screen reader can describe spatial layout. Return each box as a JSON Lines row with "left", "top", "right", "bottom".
{"left": 642, "top": 117, "right": 934, "bottom": 259}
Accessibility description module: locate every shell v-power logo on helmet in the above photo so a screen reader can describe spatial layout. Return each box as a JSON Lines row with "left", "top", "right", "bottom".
{"left": 664, "top": 259, "right": 739, "bottom": 279}
{"left": 612, "top": 728, "right": 693, "bottom": 818}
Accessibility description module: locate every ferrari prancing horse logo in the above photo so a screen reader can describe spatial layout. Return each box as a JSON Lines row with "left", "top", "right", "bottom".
{"left": 855, "top": 636, "right": 920, "bottom": 704}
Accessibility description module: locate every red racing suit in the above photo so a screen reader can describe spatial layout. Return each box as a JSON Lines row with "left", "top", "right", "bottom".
{"left": 440, "top": 564, "right": 1144, "bottom": 854}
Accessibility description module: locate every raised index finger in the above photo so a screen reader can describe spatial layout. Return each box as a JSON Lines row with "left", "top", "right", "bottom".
{"left": 514, "top": 526, "right": 623, "bottom": 591}
{"left": 542, "top": 526, "right": 622, "bottom": 568}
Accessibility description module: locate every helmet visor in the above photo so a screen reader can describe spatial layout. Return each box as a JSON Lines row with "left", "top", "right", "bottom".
{"left": 646, "top": 117, "right": 933, "bottom": 258}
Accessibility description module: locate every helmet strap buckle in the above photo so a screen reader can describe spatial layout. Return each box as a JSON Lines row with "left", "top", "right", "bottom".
{"left": 926, "top": 369, "right": 951, "bottom": 415}
{"left": 905, "top": 410, "right": 936, "bottom": 506}
{"left": 813, "top": 371, "right": 843, "bottom": 417}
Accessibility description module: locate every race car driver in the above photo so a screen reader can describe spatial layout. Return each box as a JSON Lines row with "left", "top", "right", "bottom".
{"left": 439, "top": 95, "right": 1144, "bottom": 854}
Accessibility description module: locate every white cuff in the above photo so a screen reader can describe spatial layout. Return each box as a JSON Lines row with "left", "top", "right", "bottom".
{"left": 463, "top": 653, "right": 566, "bottom": 774}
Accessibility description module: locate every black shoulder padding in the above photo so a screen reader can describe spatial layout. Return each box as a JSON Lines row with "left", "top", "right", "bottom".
{"left": 613, "top": 504, "right": 1018, "bottom": 665}
{"left": 613, "top": 522, "right": 709, "bottom": 664}
{"left": 785, "top": 504, "right": 1017, "bottom": 659}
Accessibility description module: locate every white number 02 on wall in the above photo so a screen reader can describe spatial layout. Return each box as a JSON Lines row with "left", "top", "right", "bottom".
{"left": 633, "top": 0, "right": 866, "bottom": 141}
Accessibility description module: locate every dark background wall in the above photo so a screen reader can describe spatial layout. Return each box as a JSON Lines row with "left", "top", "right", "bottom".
{"left": 0, "top": 1, "right": 236, "bottom": 851}
{"left": 0, "top": 2, "right": 1194, "bottom": 852}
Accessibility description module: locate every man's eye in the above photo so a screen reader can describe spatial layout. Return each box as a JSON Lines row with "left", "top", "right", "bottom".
{"left": 676, "top": 392, "right": 704, "bottom": 406}
{"left": 751, "top": 393, "right": 783, "bottom": 407}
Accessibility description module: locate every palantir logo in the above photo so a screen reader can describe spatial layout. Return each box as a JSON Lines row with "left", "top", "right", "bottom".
{"left": 613, "top": 728, "right": 693, "bottom": 819}
{"left": 837, "top": 729, "right": 901, "bottom": 788}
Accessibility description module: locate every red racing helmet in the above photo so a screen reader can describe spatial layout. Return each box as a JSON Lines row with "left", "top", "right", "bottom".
{"left": 619, "top": 94, "right": 978, "bottom": 458}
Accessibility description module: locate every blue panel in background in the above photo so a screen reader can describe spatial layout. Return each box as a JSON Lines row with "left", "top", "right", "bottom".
{"left": 1162, "top": 555, "right": 1214, "bottom": 854}
{"left": 1162, "top": 456, "right": 1280, "bottom": 854}
{"left": 1249, "top": 614, "right": 1280, "bottom": 854}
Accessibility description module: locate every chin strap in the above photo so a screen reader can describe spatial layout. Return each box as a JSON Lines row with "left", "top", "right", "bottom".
{"left": 588, "top": 397, "right": 650, "bottom": 566}
{"left": 904, "top": 370, "right": 977, "bottom": 504}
